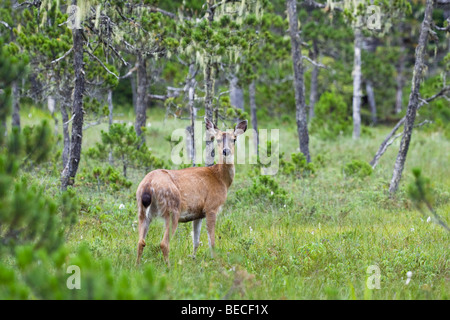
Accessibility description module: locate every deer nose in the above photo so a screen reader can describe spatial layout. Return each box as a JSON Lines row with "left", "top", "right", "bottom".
{"left": 223, "top": 148, "right": 231, "bottom": 157}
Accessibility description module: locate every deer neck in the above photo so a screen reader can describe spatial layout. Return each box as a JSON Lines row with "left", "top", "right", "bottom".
{"left": 210, "top": 163, "right": 235, "bottom": 188}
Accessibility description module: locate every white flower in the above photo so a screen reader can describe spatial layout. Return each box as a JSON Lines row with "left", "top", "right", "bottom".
{"left": 249, "top": 226, "right": 253, "bottom": 233}
{"left": 119, "top": 203, "right": 125, "bottom": 210}
{"left": 410, "top": 227, "right": 414, "bottom": 232}
{"left": 28, "top": 113, "right": 32, "bottom": 118}
{"left": 405, "top": 271, "right": 413, "bottom": 285}
{"left": 311, "top": 231, "right": 314, "bottom": 235}
{"left": 426, "top": 216, "right": 431, "bottom": 223}
{"left": 147, "top": 123, "right": 152, "bottom": 127}
{"left": 270, "top": 191, "right": 274, "bottom": 196}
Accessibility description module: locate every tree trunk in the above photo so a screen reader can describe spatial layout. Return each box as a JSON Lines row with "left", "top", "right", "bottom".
{"left": 204, "top": 60, "right": 215, "bottom": 167}
{"left": 366, "top": 80, "right": 377, "bottom": 125}
{"left": 230, "top": 74, "right": 244, "bottom": 119}
{"left": 352, "top": 27, "right": 363, "bottom": 139}
{"left": 309, "top": 41, "right": 319, "bottom": 120}
{"left": 11, "top": 81, "right": 20, "bottom": 130}
{"left": 107, "top": 89, "right": 114, "bottom": 164}
{"left": 48, "top": 95, "right": 59, "bottom": 136}
{"left": 287, "top": 0, "right": 311, "bottom": 162}
{"left": 60, "top": 102, "right": 70, "bottom": 169}
{"left": 130, "top": 73, "right": 137, "bottom": 114}
{"left": 249, "top": 80, "right": 259, "bottom": 151}
{"left": 389, "top": 0, "right": 434, "bottom": 194}
{"left": 187, "top": 63, "right": 198, "bottom": 166}
{"left": 61, "top": 25, "right": 85, "bottom": 190}
{"left": 135, "top": 54, "right": 148, "bottom": 145}
{"left": 395, "top": 45, "right": 406, "bottom": 114}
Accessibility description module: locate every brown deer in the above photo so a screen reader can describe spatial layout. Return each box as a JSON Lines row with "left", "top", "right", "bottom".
{"left": 136, "top": 118, "right": 247, "bottom": 265}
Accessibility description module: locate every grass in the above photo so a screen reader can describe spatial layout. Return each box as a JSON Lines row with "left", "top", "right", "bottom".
{"left": 14, "top": 105, "right": 450, "bottom": 299}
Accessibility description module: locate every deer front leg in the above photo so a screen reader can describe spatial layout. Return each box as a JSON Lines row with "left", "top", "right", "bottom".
{"left": 206, "top": 212, "right": 217, "bottom": 258}
{"left": 190, "top": 218, "right": 203, "bottom": 259}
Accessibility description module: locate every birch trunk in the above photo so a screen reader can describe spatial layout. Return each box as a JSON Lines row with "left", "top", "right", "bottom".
{"left": 352, "top": 27, "right": 362, "bottom": 139}
{"left": 11, "top": 81, "right": 20, "bottom": 130}
{"left": 61, "top": 25, "right": 85, "bottom": 190}
{"left": 204, "top": 62, "right": 215, "bottom": 167}
{"left": 107, "top": 89, "right": 114, "bottom": 164}
{"left": 230, "top": 75, "right": 244, "bottom": 119}
{"left": 287, "top": 0, "right": 311, "bottom": 162}
{"left": 366, "top": 80, "right": 377, "bottom": 125}
{"left": 135, "top": 54, "right": 148, "bottom": 145}
{"left": 249, "top": 80, "right": 259, "bottom": 151}
{"left": 389, "top": 0, "right": 434, "bottom": 194}
{"left": 60, "top": 102, "right": 70, "bottom": 169}
{"left": 309, "top": 41, "right": 319, "bottom": 120}
{"left": 187, "top": 63, "right": 198, "bottom": 166}
{"left": 395, "top": 46, "right": 406, "bottom": 114}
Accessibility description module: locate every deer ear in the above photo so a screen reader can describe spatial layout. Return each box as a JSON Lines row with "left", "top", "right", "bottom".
{"left": 205, "top": 117, "right": 217, "bottom": 138}
{"left": 234, "top": 120, "right": 248, "bottom": 136}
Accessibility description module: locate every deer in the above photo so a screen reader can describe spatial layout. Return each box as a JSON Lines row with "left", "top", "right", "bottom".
{"left": 135, "top": 118, "right": 248, "bottom": 266}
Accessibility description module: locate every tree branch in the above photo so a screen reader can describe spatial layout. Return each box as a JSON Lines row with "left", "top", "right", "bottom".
{"left": 371, "top": 85, "right": 450, "bottom": 169}
{"left": 51, "top": 47, "right": 73, "bottom": 64}
{"left": 86, "top": 50, "right": 119, "bottom": 79}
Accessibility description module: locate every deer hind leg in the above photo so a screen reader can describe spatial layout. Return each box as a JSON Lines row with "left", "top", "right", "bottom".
{"left": 206, "top": 212, "right": 217, "bottom": 258}
{"left": 160, "top": 209, "right": 180, "bottom": 267}
{"left": 191, "top": 218, "right": 203, "bottom": 259}
{"left": 136, "top": 205, "right": 152, "bottom": 266}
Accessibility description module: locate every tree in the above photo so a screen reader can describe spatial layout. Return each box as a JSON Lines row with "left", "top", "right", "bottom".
{"left": 389, "top": 0, "right": 437, "bottom": 194}
{"left": 287, "top": 0, "right": 310, "bottom": 162}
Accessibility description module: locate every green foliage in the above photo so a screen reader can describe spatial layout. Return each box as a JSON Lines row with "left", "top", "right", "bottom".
{"left": 88, "top": 165, "right": 133, "bottom": 192}
{"left": 310, "top": 88, "right": 352, "bottom": 140}
{"left": 236, "top": 175, "right": 292, "bottom": 207}
{"left": 343, "top": 160, "right": 373, "bottom": 179}
{"left": 280, "top": 152, "right": 315, "bottom": 178}
{"left": 0, "top": 244, "right": 165, "bottom": 299}
{"left": 407, "top": 168, "right": 433, "bottom": 208}
{"left": 86, "top": 123, "right": 165, "bottom": 177}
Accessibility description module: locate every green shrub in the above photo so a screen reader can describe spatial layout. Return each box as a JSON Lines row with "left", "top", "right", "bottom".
{"left": 86, "top": 123, "right": 165, "bottom": 177}
{"left": 343, "top": 160, "right": 373, "bottom": 179}
{"left": 236, "top": 175, "right": 292, "bottom": 207}
{"left": 310, "top": 88, "right": 351, "bottom": 140}
{"left": 280, "top": 152, "right": 315, "bottom": 178}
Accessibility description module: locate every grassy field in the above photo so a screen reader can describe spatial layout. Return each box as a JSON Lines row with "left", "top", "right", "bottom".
{"left": 18, "top": 105, "right": 449, "bottom": 300}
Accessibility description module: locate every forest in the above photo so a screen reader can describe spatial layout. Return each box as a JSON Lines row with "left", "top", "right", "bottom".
{"left": 0, "top": 0, "right": 449, "bottom": 300}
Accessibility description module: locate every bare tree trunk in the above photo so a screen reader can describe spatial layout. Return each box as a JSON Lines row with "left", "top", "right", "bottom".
{"left": 61, "top": 25, "right": 85, "bottom": 190}
{"left": 187, "top": 63, "right": 198, "bottom": 166}
{"left": 60, "top": 102, "right": 70, "bottom": 169}
{"left": 389, "top": 0, "right": 434, "bottom": 194}
{"left": 366, "top": 80, "right": 377, "bottom": 125}
{"left": 130, "top": 73, "right": 137, "bottom": 114}
{"left": 287, "top": 0, "right": 311, "bottom": 162}
{"left": 135, "top": 54, "right": 148, "bottom": 145}
{"left": 204, "top": 60, "right": 215, "bottom": 167}
{"left": 230, "top": 74, "right": 244, "bottom": 119}
{"left": 309, "top": 41, "right": 319, "bottom": 120}
{"left": 107, "top": 89, "right": 114, "bottom": 164}
{"left": 352, "top": 27, "right": 362, "bottom": 139}
{"left": 395, "top": 45, "right": 406, "bottom": 114}
{"left": 11, "top": 81, "right": 20, "bottom": 130}
{"left": 249, "top": 80, "right": 259, "bottom": 151}
{"left": 48, "top": 95, "right": 59, "bottom": 136}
